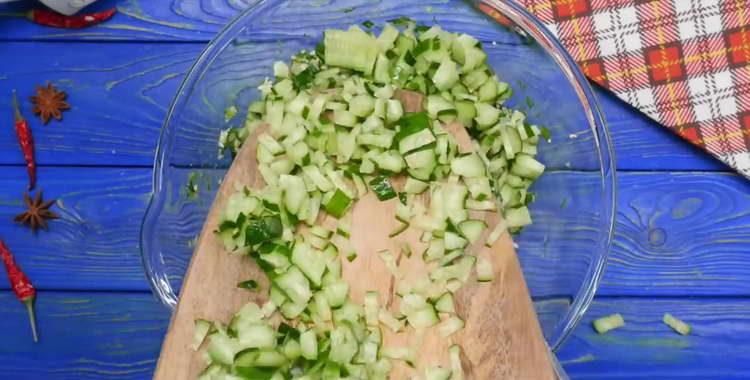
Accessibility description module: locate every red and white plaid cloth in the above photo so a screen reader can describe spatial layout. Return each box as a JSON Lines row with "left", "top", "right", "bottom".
{"left": 482, "top": 0, "right": 750, "bottom": 177}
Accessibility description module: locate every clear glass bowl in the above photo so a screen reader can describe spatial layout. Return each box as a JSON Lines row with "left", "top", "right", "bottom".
{"left": 141, "top": 0, "right": 615, "bottom": 356}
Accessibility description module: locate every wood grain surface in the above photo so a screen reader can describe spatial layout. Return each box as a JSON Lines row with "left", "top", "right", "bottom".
{"left": 0, "top": 167, "right": 152, "bottom": 290}
{"left": 557, "top": 298, "right": 750, "bottom": 379}
{"left": 154, "top": 128, "right": 269, "bottom": 379}
{"left": 0, "top": 291, "right": 169, "bottom": 380}
{"left": 0, "top": 42, "right": 202, "bottom": 166}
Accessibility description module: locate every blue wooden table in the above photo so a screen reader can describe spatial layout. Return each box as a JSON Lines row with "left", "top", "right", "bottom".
{"left": 1, "top": 1, "right": 750, "bottom": 379}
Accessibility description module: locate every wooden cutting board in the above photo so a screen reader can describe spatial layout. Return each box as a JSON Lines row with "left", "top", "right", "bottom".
{"left": 154, "top": 122, "right": 556, "bottom": 379}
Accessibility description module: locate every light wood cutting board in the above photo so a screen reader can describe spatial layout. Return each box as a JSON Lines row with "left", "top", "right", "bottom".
{"left": 154, "top": 122, "right": 556, "bottom": 379}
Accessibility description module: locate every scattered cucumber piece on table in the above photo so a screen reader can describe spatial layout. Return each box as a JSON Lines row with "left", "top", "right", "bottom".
{"left": 663, "top": 313, "right": 691, "bottom": 335}
{"left": 593, "top": 313, "right": 625, "bottom": 334}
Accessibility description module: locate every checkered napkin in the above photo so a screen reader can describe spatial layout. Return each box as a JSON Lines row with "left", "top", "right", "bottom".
{"left": 481, "top": 0, "right": 750, "bottom": 177}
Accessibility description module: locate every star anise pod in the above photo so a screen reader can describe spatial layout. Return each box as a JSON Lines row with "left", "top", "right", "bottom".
{"left": 14, "top": 191, "right": 59, "bottom": 232}
{"left": 30, "top": 83, "right": 70, "bottom": 124}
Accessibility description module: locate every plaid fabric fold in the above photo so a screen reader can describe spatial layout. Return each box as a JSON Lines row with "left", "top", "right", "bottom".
{"left": 486, "top": 0, "right": 750, "bottom": 177}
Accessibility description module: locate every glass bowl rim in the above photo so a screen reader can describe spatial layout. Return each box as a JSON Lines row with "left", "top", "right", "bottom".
{"left": 139, "top": 0, "right": 617, "bottom": 353}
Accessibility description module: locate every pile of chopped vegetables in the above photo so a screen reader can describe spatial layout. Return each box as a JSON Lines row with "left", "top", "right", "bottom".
{"left": 201, "top": 20, "right": 549, "bottom": 379}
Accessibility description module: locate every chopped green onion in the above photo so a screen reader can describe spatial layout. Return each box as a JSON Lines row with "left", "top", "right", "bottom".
{"left": 236, "top": 279, "right": 259, "bottom": 291}
{"left": 388, "top": 16, "right": 415, "bottom": 26}
{"left": 292, "top": 65, "right": 319, "bottom": 90}
{"left": 224, "top": 105, "right": 238, "bottom": 122}
{"left": 540, "top": 126, "right": 552, "bottom": 141}
{"left": 369, "top": 175, "right": 398, "bottom": 201}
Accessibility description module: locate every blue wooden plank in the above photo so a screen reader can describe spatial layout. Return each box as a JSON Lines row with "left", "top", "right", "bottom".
{"left": 0, "top": 42, "right": 203, "bottom": 167}
{"left": 1, "top": 292, "right": 745, "bottom": 379}
{"left": 557, "top": 297, "right": 750, "bottom": 379}
{"left": 3, "top": 167, "right": 749, "bottom": 295}
{"left": 0, "top": 291, "right": 168, "bottom": 380}
{"left": 598, "top": 172, "right": 750, "bottom": 296}
{"left": 0, "top": 167, "right": 151, "bottom": 291}
{"left": 0, "top": 0, "right": 524, "bottom": 43}
{"left": 0, "top": 42, "right": 728, "bottom": 170}
{"left": 527, "top": 171, "right": 750, "bottom": 297}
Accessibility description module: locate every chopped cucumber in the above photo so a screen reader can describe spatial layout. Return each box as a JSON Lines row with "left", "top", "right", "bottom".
{"left": 407, "top": 307, "right": 439, "bottom": 329}
{"left": 458, "top": 219, "right": 486, "bottom": 244}
{"left": 511, "top": 154, "right": 546, "bottom": 179}
{"left": 399, "top": 128, "right": 436, "bottom": 155}
{"left": 374, "top": 150, "right": 404, "bottom": 172}
{"left": 323, "top": 281, "right": 349, "bottom": 308}
{"left": 377, "top": 23, "right": 400, "bottom": 51}
{"left": 325, "top": 27, "right": 379, "bottom": 73}
{"left": 300, "top": 329, "right": 318, "bottom": 360}
{"left": 206, "top": 333, "right": 239, "bottom": 365}
{"left": 438, "top": 316, "right": 464, "bottom": 337}
{"left": 279, "top": 175, "right": 307, "bottom": 215}
{"left": 192, "top": 319, "right": 212, "bottom": 351}
{"left": 443, "top": 231, "right": 468, "bottom": 250}
{"left": 404, "top": 148, "right": 436, "bottom": 171}
{"left": 364, "top": 292, "right": 379, "bottom": 327}
{"left": 451, "top": 153, "right": 485, "bottom": 178}
{"left": 378, "top": 249, "right": 401, "bottom": 279}
{"left": 349, "top": 94, "right": 375, "bottom": 117}
{"left": 291, "top": 242, "right": 327, "bottom": 286}
{"left": 207, "top": 21, "right": 552, "bottom": 380}
{"left": 593, "top": 313, "right": 625, "bottom": 334}
{"left": 275, "top": 266, "right": 312, "bottom": 305}
{"left": 432, "top": 60, "right": 459, "bottom": 91}
{"left": 505, "top": 206, "right": 532, "bottom": 228}
{"left": 389, "top": 221, "right": 409, "bottom": 237}
{"left": 404, "top": 177, "right": 430, "bottom": 194}
{"left": 379, "top": 309, "right": 404, "bottom": 333}
{"left": 324, "top": 189, "right": 353, "bottom": 218}
{"left": 476, "top": 255, "right": 495, "bottom": 282}
{"left": 449, "top": 345, "right": 464, "bottom": 380}
{"left": 663, "top": 313, "right": 691, "bottom": 335}
{"left": 237, "top": 323, "right": 276, "bottom": 349}
{"left": 425, "top": 366, "right": 452, "bottom": 380}
{"left": 434, "top": 293, "right": 455, "bottom": 314}
{"left": 329, "top": 325, "right": 359, "bottom": 364}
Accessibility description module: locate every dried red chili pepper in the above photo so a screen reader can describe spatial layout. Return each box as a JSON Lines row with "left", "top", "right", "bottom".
{"left": 12, "top": 90, "right": 36, "bottom": 191}
{"left": 27, "top": 8, "right": 116, "bottom": 29}
{"left": 0, "top": 240, "right": 38, "bottom": 342}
